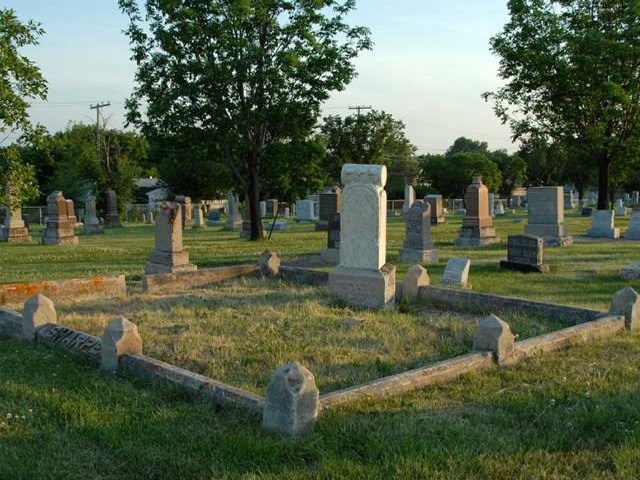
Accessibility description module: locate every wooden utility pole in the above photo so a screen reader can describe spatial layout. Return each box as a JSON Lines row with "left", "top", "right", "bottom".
{"left": 348, "top": 105, "right": 372, "bottom": 116}
{"left": 90, "top": 101, "right": 110, "bottom": 152}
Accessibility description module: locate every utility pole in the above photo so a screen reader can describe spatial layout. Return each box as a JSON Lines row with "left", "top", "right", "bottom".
{"left": 348, "top": 105, "right": 372, "bottom": 116}
{"left": 90, "top": 101, "right": 110, "bottom": 152}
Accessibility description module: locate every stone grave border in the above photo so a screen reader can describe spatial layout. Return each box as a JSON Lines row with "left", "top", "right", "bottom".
{"left": 0, "top": 275, "right": 126, "bottom": 305}
{"left": 1, "top": 254, "right": 638, "bottom": 437}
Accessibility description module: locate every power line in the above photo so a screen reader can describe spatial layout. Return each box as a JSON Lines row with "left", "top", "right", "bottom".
{"left": 348, "top": 105, "right": 372, "bottom": 116}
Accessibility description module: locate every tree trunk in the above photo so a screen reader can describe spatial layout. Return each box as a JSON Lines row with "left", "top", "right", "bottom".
{"left": 597, "top": 153, "right": 611, "bottom": 210}
{"left": 246, "top": 156, "right": 264, "bottom": 240}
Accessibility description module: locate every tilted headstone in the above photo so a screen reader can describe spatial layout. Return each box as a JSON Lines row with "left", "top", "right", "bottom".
{"left": 441, "top": 257, "right": 471, "bottom": 288}
{"left": 398, "top": 200, "right": 438, "bottom": 263}
{"left": 424, "top": 194, "right": 446, "bottom": 224}
{"left": 316, "top": 187, "right": 341, "bottom": 231}
{"left": 258, "top": 249, "right": 280, "bottom": 277}
{"left": 101, "top": 317, "right": 143, "bottom": 371}
{"left": 82, "top": 195, "right": 103, "bottom": 234}
{"left": 587, "top": 210, "right": 620, "bottom": 238}
{"left": 500, "top": 234, "right": 549, "bottom": 273}
{"left": 43, "top": 191, "right": 79, "bottom": 246}
{"left": 144, "top": 202, "right": 197, "bottom": 274}
{"left": 22, "top": 294, "right": 57, "bottom": 341}
{"left": 225, "top": 191, "right": 243, "bottom": 230}
{"left": 262, "top": 362, "right": 319, "bottom": 436}
{"left": 473, "top": 314, "right": 515, "bottom": 364}
{"left": 401, "top": 264, "right": 430, "bottom": 302}
{"left": 328, "top": 164, "right": 396, "bottom": 309}
{"left": 192, "top": 203, "right": 206, "bottom": 228}
{"left": 524, "top": 187, "right": 573, "bottom": 246}
{"left": 454, "top": 176, "right": 499, "bottom": 246}
{"left": 610, "top": 287, "right": 640, "bottom": 331}
{"left": 625, "top": 210, "right": 640, "bottom": 239}
{"left": 403, "top": 184, "right": 415, "bottom": 214}
{"left": 104, "top": 189, "right": 121, "bottom": 227}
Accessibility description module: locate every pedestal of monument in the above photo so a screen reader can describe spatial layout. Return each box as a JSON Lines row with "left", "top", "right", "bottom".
{"left": 43, "top": 191, "right": 79, "bottom": 246}
{"left": 525, "top": 187, "right": 573, "bottom": 246}
{"left": 454, "top": 176, "right": 499, "bottom": 247}
{"left": 329, "top": 265, "right": 396, "bottom": 309}
{"left": 145, "top": 202, "right": 197, "bottom": 274}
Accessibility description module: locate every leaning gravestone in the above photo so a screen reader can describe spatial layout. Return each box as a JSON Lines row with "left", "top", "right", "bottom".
{"left": 104, "top": 189, "right": 121, "bottom": 227}
{"left": 441, "top": 257, "right": 470, "bottom": 288}
{"left": 328, "top": 164, "right": 395, "bottom": 309}
{"left": 316, "top": 187, "right": 341, "bottom": 231}
{"left": 144, "top": 202, "right": 197, "bottom": 274}
{"left": 524, "top": 187, "right": 573, "bottom": 246}
{"left": 398, "top": 200, "right": 438, "bottom": 263}
{"left": 82, "top": 195, "right": 103, "bottom": 235}
{"left": 424, "top": 194, "right": 446, "bottom": 225}
{"left": 587, "top": 210, "right": 620, "bottom": 238}
{"left": 43, "top": 191, "right": 79, "bottom": 246}
{"left": 454, "top": 176, "right": 499, "bottom": 246}
{"left": 500, "top": 234, "right": 549, "bottom": 273}
{"left": 225, "top": 192, "right": 243, "bottom": 230}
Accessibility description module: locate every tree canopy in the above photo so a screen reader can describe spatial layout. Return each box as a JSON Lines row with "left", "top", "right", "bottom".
{"left": 485, "top": 0, "right": 640, "bottom": 209}
{"left": 119, "top": 0, "right": 371, "bottom": 239}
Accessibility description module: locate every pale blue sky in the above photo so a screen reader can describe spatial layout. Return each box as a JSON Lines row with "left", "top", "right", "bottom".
{"left": 4, "top": 1, "right": 514, "bottom": 153}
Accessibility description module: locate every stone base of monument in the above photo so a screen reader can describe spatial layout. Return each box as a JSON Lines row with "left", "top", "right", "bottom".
{"left": 587, "top": 210, "right": 620, "bottom": 238}
{"left": 224, "top": 219, "right": 243, "bottom": 230}
{"left": 42, "top": 231, "right": 79, "bottom": 246}
{"left": 328, "top": 264, "right": 396, "bottom": 309}
{"left": 454, "top": 227, "right": 500, "bottom": 247}
{"left": 0, "top": 226, "right": 31, "bottom": 242}
{"left": 398, "top": 247, "right": 439, "bottom": 263}
{"left": 105, "top": 214, "right": 121, "bottom": 227}
{"left": 321, "top": 248, "right": 339, "bottom": 264}
{"left": 499, "top": 260, "right": 550, "bottom": 273}
{"left": 145, "top": 251, "right": 197, "bottom": 275}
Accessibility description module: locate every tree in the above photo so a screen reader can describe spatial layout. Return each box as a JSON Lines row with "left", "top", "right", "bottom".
{"left": 487, "top": 149, "right": 527, "bottom": 197}
{"left": 0, "top": 146, "right": 39, "bottom": 209}
{"left": 446, "top": 136, "right": 489, "bottom": 156}
{"left": 119, "top": 0, "right": 371, "bottom": 240}
{"left": 0, "top": 8, "right": 47, "bottom": 142}
{"left": 485, "top": 0, "right": 640, "bottom": 210}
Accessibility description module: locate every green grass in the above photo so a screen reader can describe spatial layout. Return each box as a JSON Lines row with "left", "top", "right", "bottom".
{"left": 1, "top": 211, "right": 640, "bottom": 479}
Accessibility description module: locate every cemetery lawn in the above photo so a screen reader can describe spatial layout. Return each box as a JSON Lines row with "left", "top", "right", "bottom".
{"left": 1, "top": 212, "right": 640, "bottom": 479}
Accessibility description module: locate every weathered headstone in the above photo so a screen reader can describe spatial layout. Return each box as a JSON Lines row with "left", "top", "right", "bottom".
{"left": 258, "top": 249, "right": 280, "bottom": 277}
{"left": 328, "top": 164, "right": 396, "bottom": 309}
{"left": 401, "top": 264, "right": 430, "bottom": 302}
{"left": 104, "top": 189, "right": 121, "bottom": 227}
{"left": 454, "top": 176, "right": 500, "bottom": 246}
{"left": 101, "top": 317, "right": 142, "bottom": 372}
{"left": 500, "top": 234, "right": 549, "bottom": 273}
{"left": 398, "top": 200, "right": 438, "bottom": 263}
{"left": 65, "top": 199, "right": 77, "bottom": 226}
{"left": 82, "top": 195, "right": 103, "bottom": 234}
{"left": 473, "top": 314, "right": 515, "bottom": 364}
{"left": 295, "top": 199, "right": 317, "bottom": 222}
{"left": 495, "top": 200, "right": 506, "bottom": 215}
{"left": 615, "top": 199, "right": 627, "bottom": 217}
{"left": 22, "top": 294, "right": 56, "bottom": 341}
{"left": 43, "top": 191, "right": 79, "bottom": 246}
{"left": 424, "top": 194, "right": 446, "bottom": 224}
{"left": 144, "top": 202, "right": 197, "bottom": 274}
{"left": 192, "top": 203, "right": 206, "bottom": 228}
{"left": 625, "top": 210, "right": 640, "bottom": 239}
{"left": 175, "top": 195, "right": 193, "bottom": 229}
{"left": 316, "top": 187, "right": 341, "bottom": 231}
{"left": 564, "top": 190, "right": 576, "bottom": 210}
{"left": 441, "top": 257, "right": 470, "bottom": 288}
{"left": 403, "top": 184, "right": 415, "bottom": 214}
{"left": 524, "top": 187, "right": 573, "bottom": 246}
{"left": 0, "top": 205, "right": 31, "bottom": 242}
{"left": 587, "top": 210, "right": 620, "bottom": 238}
{"left": 321, "top": 213, "right": 340, "bottom": 264}
{"left": 610, "top": 287, "right": 640, "bottom": 331}
{"left": 262, "top": 362, "right": 319, "bottom": 436}
{"left": 225, "top": 192, "right": 243, "bottom": 230}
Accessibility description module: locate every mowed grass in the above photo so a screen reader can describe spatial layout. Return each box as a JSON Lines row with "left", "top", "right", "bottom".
{"left": 1, "top": 211, "right": 640, "bottom": 479}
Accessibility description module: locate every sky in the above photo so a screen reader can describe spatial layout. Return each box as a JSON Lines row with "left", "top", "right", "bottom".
{"left": 4, "top": 0, "right": 515, "bottom": 154}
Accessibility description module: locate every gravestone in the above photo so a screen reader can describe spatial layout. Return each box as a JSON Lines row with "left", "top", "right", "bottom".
{"left": 424, "top": 194, "right": 446, "bottom": 225}
{"left": 632, "top": 191, "right": 640, "bottom": 206}
{"left": 403, "top": 185, "right": 415, "bottom": 214}
{"left": 398, "top": 200, "right": 438, "bottom": 263}
{"left": 0, "top": 195, "right": 31, "bottom": 242}
{"left": 321, "top": 213, "right": 340, "bottom": 264}
{"left": 82, "top": 195, "right": 103, "bottom": 235}
{"left": 43, "top": 191, "right": 79, "bottom": 246}
{"left": 65, "top": 199, "right": 77, "bottom": 226}
{"left": 225, "top": 192, "right": 243, "bottom": 230}
{"left": 259, "top": 201, "right": 267, "bottom": 219}
{"left": 175, "top": 196, "right": 192, "bottom": 229}
{"left": 441, "top": 257, "right": 470, "bottom": 288}
{"left": 488, "top": 193, "right": 495, "bottom": 218}
{"left": 564, "top": 191, "right": 576, "bottom": 210}
{"left": 328, "top": 164, "right": 396, "bottom": 309}
{"left": 500, "top": 234, "right": 549, "bottom": 273}
{"left": 587, "top": 210, "right": 620, "bottom": 238}
{"left": 454, "top": 176, "right": 499, "bottom": 247}
{"left": 615, "top": 199, "right": 627, "bottom": 217}
{"left": 524, "top": 187, "right": 573, "bottom": 246}
{"left": 401, "top": 264, "right": 430, "bottom": 302}
{"left": 104, "top": 189, "right": 121, "bottom": 227}
{"left": 625, "top": 210, "right": 640, "bottom": 239}
{"left": 473, "top": 314, "right": 515, "bottom": 364}
{"left": 295, "top": 199, "right": 317, "bottom": 221}
{"left": 192, "top": 203, "right": 206, "bottom": 228}
{"left": 316, "top": 187, "right": 341, "bottom": 231}
{"left": 495, "top": 200, "right": 506, "bottom": 215}
{"left": 144, "top": 202, "right": 197, "bottom": 274}
{"left": 101, "top": 317, "right": 142, "bottom": 372}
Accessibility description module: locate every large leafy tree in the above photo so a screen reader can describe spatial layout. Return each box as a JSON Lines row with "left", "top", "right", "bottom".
{"left": 319, "top": 110, "right": 418, "bottom": 197}
{"left": 485, "top": 0, "right": 640, "bottom": 210}
{"left": 119, "top": 0, "right": 371, "bottom": 239}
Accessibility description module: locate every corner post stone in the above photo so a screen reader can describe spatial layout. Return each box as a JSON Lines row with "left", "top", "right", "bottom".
{"left": 610, "top": 287, "right": 640, "bottom": 331}
{"left": 262, "top": 361, "right": 319, "bottom": 436}
{"left": 401, "top": 264, "right": 430, "bottom": 302}
{"left": 101, "top": 317, "right": 142, "bottom": 371}
{"left": 22, "top": 294, "right": 57, "bottom": 340}
{"left": 473, "top": 314, "right": 515, "bottom": 364}
{"left": 258, "top": 249, "right": 280, "bottom": 277}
